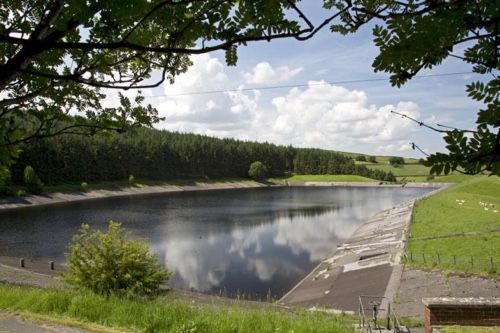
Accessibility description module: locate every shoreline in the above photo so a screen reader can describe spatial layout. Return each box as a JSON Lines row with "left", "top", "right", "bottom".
{"left": 0, "top": 181, "right": 447, "bottom": 211}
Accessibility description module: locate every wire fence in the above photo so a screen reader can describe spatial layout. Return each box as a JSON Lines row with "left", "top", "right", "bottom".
{"left": 403, "top": 252, "right": 499, "bottom": 276}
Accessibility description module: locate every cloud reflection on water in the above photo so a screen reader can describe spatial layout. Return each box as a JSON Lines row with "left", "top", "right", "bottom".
{"left": 154, "top": 195, "right": 398, "bottom": 295}
{"left": 0, "top": 186, "right": 433, "bottom": 297}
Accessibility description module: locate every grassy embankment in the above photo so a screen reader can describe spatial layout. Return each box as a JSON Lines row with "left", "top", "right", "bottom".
{"left": 286, "top": 174, "right": 376, "bottom": 182}
{"left": 406, "top": 175, "right": 500, "bottom": 276}
{"left": 0, "top": 286, "right": 356, "bottom": 333}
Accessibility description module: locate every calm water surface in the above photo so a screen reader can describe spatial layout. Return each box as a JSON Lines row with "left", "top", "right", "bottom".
{"left": 0, "top": 186, "right": 433, "bottom": 297}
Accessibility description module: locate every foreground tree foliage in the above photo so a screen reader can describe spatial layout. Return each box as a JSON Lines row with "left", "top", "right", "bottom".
{"left": 326, "top": 0, "right": 500, "bottom": 176}
{"left": 0, "top": 0, "right": 359, "bottom": 186}
{"left": 63, "top": 221, "right": 171, "bottom": 297}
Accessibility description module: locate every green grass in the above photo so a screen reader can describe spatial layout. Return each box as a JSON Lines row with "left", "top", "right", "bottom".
{"left": 429, "top": 173, "right": 486, "bottom": 183}
{"left": 406, "top": 176, "right": 500, "bottom": 276}
{"left": 287, "top": 175, "right": 377, "bottom": 182}
{"left": 0, "top": 286, "right": 356, "bottom": 333}
{"left": 365, "top": 163, "right": 430, "bottom": 177}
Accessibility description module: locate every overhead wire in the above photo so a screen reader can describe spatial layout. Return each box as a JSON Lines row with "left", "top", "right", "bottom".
{"left": 105, "top": 71, "right": 475, "bottom": 100}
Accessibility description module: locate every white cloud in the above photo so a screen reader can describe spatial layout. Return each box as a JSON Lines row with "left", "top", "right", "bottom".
{"left": 152, "top": 54, "right": 434, "bottom": 156}
{"left": 263, "top": 82, "right": 421, "bottom": 152}
{"left": 243, "top": 62, "right": 303, "bottom": 84}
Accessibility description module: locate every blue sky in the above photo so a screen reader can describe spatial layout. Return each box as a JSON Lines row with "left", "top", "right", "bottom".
{"left": 106, "top": 2, "right": 484, "bottom": 159}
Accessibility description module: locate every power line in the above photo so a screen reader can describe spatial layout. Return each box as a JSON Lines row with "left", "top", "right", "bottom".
{"left": 109, "top": 71, "right": 474, "bottom": 100}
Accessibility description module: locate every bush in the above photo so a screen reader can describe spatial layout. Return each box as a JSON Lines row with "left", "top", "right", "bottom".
{"left": 80, "top": 182, "right": 88, "bottom": 191}
{"left": 63, "top": 221, "right": 171, "bottom": 298}
{"left": 384, "top": 171, "right": 396, "bottom": 182}
{"left": 248, "top": 161, "right": 268, "bottom": 181}
{"left": 128, "top": 175, "right": 134, "bottom": 184}
{"left": 368, "top": 156, "right": 377, "bottom": 163}
{"left": 389, "top": 156, "right": 405, "bottom": 166}
{"left": 355, "top": 155, "right": 367, "bottom": 162}
{"left": 23, "top": 166, "right": 43, "bottom": 194}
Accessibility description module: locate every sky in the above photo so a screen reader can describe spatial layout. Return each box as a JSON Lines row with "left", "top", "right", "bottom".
{"left": 109, "top": 2, "right": 484, "bottom": 159}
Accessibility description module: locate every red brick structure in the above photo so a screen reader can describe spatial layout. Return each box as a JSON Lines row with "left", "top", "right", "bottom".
{"left": 423, "top": 297, "right": 500, "bottom": 333}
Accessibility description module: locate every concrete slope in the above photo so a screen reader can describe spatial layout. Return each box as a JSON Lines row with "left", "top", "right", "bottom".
{"left": 280, "top": 200, "right": 416, "bottom": 313}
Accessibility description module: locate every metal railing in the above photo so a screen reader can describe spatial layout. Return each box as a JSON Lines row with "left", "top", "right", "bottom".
{"left": 358, "top": 296, "right": 409, "bottom": 333}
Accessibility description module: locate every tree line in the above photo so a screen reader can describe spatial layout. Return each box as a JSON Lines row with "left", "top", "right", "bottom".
{"left": 9, "top": 127, "right": 395, "bottom": 186}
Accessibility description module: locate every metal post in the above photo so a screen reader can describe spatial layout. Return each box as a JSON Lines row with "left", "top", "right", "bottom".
{"left": 386, "top": 302, "right": 391, "bottom": 330}
{"left": 369, "top": 301, "right": 380, "bottom": 330}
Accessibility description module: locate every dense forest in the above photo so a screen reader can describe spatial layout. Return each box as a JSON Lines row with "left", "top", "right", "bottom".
{"left": 9, "top": 127, "right": 395, "bottom": 186}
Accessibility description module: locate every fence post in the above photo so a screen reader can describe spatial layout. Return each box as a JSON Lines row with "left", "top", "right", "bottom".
{"left": 491, "top": 257, "right": 494, "bottom": 271}
{"left": 423, "top": 254, "right": 426, "bottom": 263}
{"left": 437, "top": 253, "right": 441, "bottom": 264}
{"left": 471, "top": 256, "right": 474, "bottom": 268}
{"left": 453, "top": 255, "right": 456, "bottom": 265}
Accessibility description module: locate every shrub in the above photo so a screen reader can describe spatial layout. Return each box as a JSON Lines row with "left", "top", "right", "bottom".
{"left": 248, "top": 161, "right": 268, "bottom": 181}
{"left": 128, "top": 175, "right": 135, "bottom": 184}
{"left": 63, "top": 221, "right": 171, "bottom": 298}
{"left": 23, "top": 166, "right": 43, "bottom": 194}
{"left": 355, "top": 155, "right": 367, "bottom": 162}
{"left": 384, "top": 171, "right": 396, "bottom": 182}
{"left": 389, "top": 156, "right": 405, "bottom": 166}
{"left": 80, "top": 182, "right": 88, "bottom": 191}
{"left": 368, "top": 156, "right": 377, "bottom": 163}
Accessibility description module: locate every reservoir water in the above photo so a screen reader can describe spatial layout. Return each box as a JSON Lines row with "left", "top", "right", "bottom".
{"left": 0, "top": 186, "right": 433, "bottom": 297}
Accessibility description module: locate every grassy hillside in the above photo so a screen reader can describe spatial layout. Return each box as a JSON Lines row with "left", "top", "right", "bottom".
{"left": 364, "top": 163, "right": 429, "bottom": 178}
{"left": 287, "top": 175, "right": 376, "bottom": 182}
{"left": 407, "top": 176, "right": 500, "bottom": 276}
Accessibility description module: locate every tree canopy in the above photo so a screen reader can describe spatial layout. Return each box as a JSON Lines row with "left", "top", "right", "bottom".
{"left": 326, "top": 0, "right": 500, "bottom": 176}
{"left": 0, "top": 0, "right": 355, "bottom": 186}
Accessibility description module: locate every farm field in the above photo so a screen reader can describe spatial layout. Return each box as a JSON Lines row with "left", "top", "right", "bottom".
{"left": 406, "top": 176, "right": 500, "bottom": 276}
